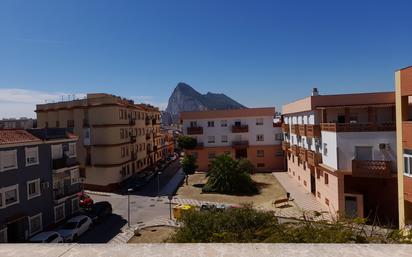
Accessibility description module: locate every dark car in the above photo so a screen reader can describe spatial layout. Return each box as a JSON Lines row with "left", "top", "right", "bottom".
{"left": 83, "top": 201, "right": 113, "bottom": 223}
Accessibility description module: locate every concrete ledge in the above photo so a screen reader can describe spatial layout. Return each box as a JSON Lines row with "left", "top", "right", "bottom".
{"left": 1, "top": 244, "right": 412, "bottom": 257}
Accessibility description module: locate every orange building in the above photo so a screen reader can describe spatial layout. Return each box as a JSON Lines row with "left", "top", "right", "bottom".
{"left": 396, "top": 66, "right": 412, "bottom": 228}
{"left": 180, "top": 108, "right": 284, "bottom": 172}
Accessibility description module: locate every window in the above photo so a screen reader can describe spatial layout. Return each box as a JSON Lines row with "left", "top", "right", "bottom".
{"left": 54, "top": 204, "right": 65, "bottom": 223}
{"left": 208, "top": 152, "right": 216, "bottom": 160}
{"left": 257, "top": 150, "right": 264, "bottom": 157}
{"left": 275, "top": 133, "right": 283, "bottom": 141}
{"left": 29, "top": 213, "right": 43, "bottom": 236}
{"left": 257, "top": 163, "right": 265, "bottom": 168}
{"left": 2, "top": 185, "right": 19, "bottom": 207}
{"left": 221, "top": 135, "right": 228, "bottom": 143}
{"left": 207, "top": 121, "right": 214, "bottom": 127}
{"left": 72, "top": 198, "right": 79, "bottom": 213}
{"left": 256, "top": 134, "right": 264, "bottom": 141}
{"left": 51, "top": 144, "right": 63, "bottom": 160}
{"left": 404, "top": 153, "right": 412, "bottom": 176}
{"left": 275, "top": 151, "right": 284, "bottom": 157}
{"left": 70, "top": 169, "right": 80, "bottom": 185}
{"left": 27, "top": 179, "right": 41, "bottom": 200}
{"left": 120, "top": 128, "right": 124, "bottom": 139}
{"left": 190, "top": 121, "right": 197, "bottom": 127}
{"left": 324, "top": 173, "right": 329, "bottom": 185}
{"left": 25, "top": 147, "right": 39, "bottom": 166}
{"left": 67, "top": 143, "right": 76, "bottom": 158}
{"left": 208, "top": 136, "right": 215, "bottom": 143}
{"left": 323, "top": 143, "right": 328, "bottom": 156}
{"left": 67, "top": 120, "right": 74, "bottom": 128}
{"left": 0, "top": 228, "right": 7, "bottom": 243}
{"left": 256, "top": 118, "right": 264, "bottom": 125}
{"left": 220, "top": 120, "right": 227, "bottom": 127}
{"left": 0, "top": 150, "right": 18, "bottom": 172}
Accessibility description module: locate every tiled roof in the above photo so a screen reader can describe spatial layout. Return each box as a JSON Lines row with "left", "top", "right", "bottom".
{"left": 0, "top": 130, "right": 41, "bottom": 145}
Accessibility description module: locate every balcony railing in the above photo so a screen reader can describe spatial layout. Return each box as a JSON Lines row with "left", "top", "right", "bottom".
{"left": 291, "top": 144, "right": 299, "bottom": 155}
{"left": 306, "top": 124, "right": 321, "bottom": 138}
{"left": 352, "top": 160, "right": 393, "bottom": 178}
{"left": 187, "top": 126, "right": 203, "bottom": 135}
{"left": 130, "top": 135, "right": 137, "bottom": 143}
{"left": 298, "top": 125, "right": 307, "bottom": 136}
{"left": 53, "top": 184, "right": 81, "bottom": 200}
{"left": 52, "top": 157, "right": 76, "bottom": 170}
{"left": 291, "top": 124, "right": 300, "bottom": 135}
{"left": 307, "top": 150, "right": 322, "bottom": 167}
{"left": 281, "top": 123, "right": 289, "bottom": 133}
{"left": 232, "top": 125, "right": 249, "bottom": 133}
{"left": 232, "top": 140, "right": 249, "bottom": 148}
{"left": 282, "top": 141, "right": 290, "bottom": 151}
{"left": 320, "top": 123, "right": 396, "bottom": 133}
{"left": 298, "top": 147, "right": 307, "bottom": 161}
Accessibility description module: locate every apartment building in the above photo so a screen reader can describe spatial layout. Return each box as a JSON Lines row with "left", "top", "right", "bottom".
{"left": 0, "top": 128, "right": 80, "bottom": 243}
{"left": 0, "top": 118, "right": 36, "bottom": 129}
{"left": 282, "top": 89, "right": 398, "bottom": 222}
{"left": 396, "top": 66, "right": 412, "bottom": 228}
{"left": 180, "top": 108, "right": 284, "bottom": 172}
{"left": 36, "top": 93, "right": 164, "bottom": 192}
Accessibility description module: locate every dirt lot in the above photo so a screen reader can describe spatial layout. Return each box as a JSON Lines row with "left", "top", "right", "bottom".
{"left": 128, "top": 226, "right": 176, "bottom": 243}
{"left": 175, "top": 172, "right": 298, "bottom": 210}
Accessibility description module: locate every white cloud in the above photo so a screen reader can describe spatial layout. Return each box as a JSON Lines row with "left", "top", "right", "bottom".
{"left": 0, "top": 88, "right": 85, "bottom": 119}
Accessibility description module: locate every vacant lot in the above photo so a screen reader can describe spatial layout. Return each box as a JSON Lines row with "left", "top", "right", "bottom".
{"left": 176, "top": 172, "right": 299, "bottom": 211}
{"left": 128, "top": 226, "right": 176, "bottom": 243}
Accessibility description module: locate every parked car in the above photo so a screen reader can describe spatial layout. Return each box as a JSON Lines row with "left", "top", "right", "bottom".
{"left": 29, "top": 231, "right": 63, "bottom": 243}
{"left": 77, "top": 192, "right": 94, "bottom": 209}
{"left": 57, "top": 215, "right": 92, "bottom": 242}
{"left": 83, "top": 201, "right": 113, "bottom": 223}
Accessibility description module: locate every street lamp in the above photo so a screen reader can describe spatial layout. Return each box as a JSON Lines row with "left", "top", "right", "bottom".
{"left": 127, "top": 188, "right": 133, "bottom": 227}
{"left": 157, "top": 171, "right": 162, "bottom": 195}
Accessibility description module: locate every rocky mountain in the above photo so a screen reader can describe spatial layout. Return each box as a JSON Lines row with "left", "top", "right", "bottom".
{"left": 164, "top": 82, "right": 246, "bottom": 125}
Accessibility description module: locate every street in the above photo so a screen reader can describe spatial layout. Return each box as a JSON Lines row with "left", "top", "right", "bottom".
{"left": 77, "top": 160, "right": 182, "bottom": 243}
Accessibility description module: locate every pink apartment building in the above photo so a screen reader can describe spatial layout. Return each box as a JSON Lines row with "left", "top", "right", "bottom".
{"left": 282, "top": 89, "right": 398, "bottom": 223}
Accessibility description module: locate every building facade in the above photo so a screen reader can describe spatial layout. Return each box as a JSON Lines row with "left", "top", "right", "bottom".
{"left": 282, "top": 90, "right": 398, "bottom": 223}
{"left": 0, "top": 129, "right": 80, "bottom": 243}
{"left": 180, "top": 108, "right": 284, "bottom": 172}
{"left": 0, "top": 118, "right": 36, "bottom": 129}
{"left": 396, "top": 66, "right": 412, "bottom": 228}
{"left": 36, "top": 93, "right": 166, "bottom": 192}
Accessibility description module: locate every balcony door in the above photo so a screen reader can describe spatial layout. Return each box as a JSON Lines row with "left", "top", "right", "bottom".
{"left": 355, "top": 146, "right": 372, "bottom": 160}
{"left": 345, "top": 196, "right": 358, "bottom": 218}
{"left": 190, "top": 121, "right": 197, "bottom": 128}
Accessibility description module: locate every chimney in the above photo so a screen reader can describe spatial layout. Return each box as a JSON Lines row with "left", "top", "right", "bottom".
{"left": 312, "top": 88, "right": 319, "bottom": 96}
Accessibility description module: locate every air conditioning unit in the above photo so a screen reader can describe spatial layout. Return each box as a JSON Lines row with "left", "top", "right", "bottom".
{"left": 41, "top": 181, "right": 50, "bottom": 190}
{"left": 379, "top": 143, "right": 390, "bottom": 150}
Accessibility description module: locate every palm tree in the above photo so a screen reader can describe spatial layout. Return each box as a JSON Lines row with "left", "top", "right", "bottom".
{"left": 181, "top": 154, "right": 197, "bottom": 185}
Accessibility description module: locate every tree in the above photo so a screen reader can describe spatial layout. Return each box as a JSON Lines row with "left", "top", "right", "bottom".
{"left": 181, "top": 154, "right": 198, "bottom": 185}
{"left": 202, "top": 154, "right": 258, "bottom": 195}
{"left": 177, "top": 136, "right": 197, "bottom": 150}
{"left": 238, "top": 158, "right": 255, "bottom": 174}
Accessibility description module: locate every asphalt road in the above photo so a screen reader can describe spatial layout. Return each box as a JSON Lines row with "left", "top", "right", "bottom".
{"left": 77, "top": 160, "right": 182, "bottom": 243}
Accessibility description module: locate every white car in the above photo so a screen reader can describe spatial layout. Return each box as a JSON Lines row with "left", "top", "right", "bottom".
{"left": 57, "top": 215, "right": 92, "bottom": 242}
{"left": 29, "top": 231, "right": 64, "bottom": 243}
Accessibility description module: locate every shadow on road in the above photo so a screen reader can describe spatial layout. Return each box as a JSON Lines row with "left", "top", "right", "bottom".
{"left": 77, "top": 214, "right": 127, "bottom": 243}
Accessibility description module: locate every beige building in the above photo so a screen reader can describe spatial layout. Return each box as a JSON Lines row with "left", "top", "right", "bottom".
{"left": 35, "top": 93, "right": 166, "bottom": 191}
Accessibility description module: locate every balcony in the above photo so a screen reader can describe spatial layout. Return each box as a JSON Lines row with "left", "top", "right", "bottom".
{"left": 352, "top": 160, "right": 393, "bottom": 178}
{"left": 146, "top": 133, "right": 151, "bottom": 140}
{"left": 53, "top": 184, "right": 81, "bottom": 201}
{"left": 281, "top": 123, "right": 289, "bottom": 133}
{"left": 306, "top": 124, "right": 321, "bottom": 138}
{"left": 307, "top": 150, "right": 322, "bottom": 167}
{"left": 298, "top": 125, "right": 307, "bottom": 136}
{"left": 232, "top": 140, "right": 249, "bottom": 149}
{"left": 298, "top": 147, "right": 307, "bottom": 162}
{"left": 290, "top": 124, "right": 300, "bottom": 135}
{"left": 282, "top": 141, "right": 290, "bottom": 151}
{"left": 52, "top": 157, "right": 75, "bottom": 170}
{"left": 320, "top": 123, "right": 396, "bottom": 133}
{"left": 186, "top": 126, "right": 203, "bottom": 135}
{"left": 291, "top": 144, "right": 299, "bottom": 155}
{"left": 131, "top": 151, "right": 137, "bottom": 161}
{"left": 232, "top": 125, "right": 249, "bottom": 133}
{"left": 129, "top": 117, "right": 136, "bottom": 126}
{"left": 152, "top": 119, "right": 157, "bottom": 125}
{"left": 130, "top": 135, "right": 137, "bottom": 143}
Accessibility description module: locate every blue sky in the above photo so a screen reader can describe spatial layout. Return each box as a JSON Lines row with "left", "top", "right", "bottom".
{"left": 0, "top": 0, "right": 411, "bottom": 118}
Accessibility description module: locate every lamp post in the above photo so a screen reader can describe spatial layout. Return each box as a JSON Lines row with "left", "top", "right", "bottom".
{"left": 157, "top": 171, "right": 162, "bottom": 195}
{"left": 127, "top": 188, "right": 133, "bottom": 227}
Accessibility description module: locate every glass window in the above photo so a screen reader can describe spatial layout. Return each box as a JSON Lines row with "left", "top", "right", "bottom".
{"left": 257, "top": 150, "right": 264, "bottom": 157}
{"left": 208, "top": 152, "right": 216, "bottom": 159}
{"left": 221, "top": 135, "right": 228, "bottom": 143}
{"left": 256, "top": 118, "right": 264, "bottom": 125}
{"left": 220, "top": 120, "right": 227, "bottom": 127}
{"left": 27, "top": 179, "right": 41, "bottom": 200}
{"left": 256, "top": 135, "right": 264, "bottom": 141}
{"left": 29, "top": 213, "right": 42, "bottom": 236}
{"left": 208, "top": 136, "right": 215, "bottom": 143}
{"left": 51, "top": 145, "right": 63, "bottom": 160}
{"left": 70, "top": 169, "right": 80, "bottom": 185}
{"left": 404, "top": 155, "right": 412, "bottom": 176}
{"left": 0, "top": 150, "right": 18, "bottom": 171}
{"left": 4, "top": 185, "right": 19, "bottom": 206}
{"left": 323, "top": 143, "right": 328, "bottom": 156}
{"left": 207, "top": 121, "right": 215, "bottom": 127}
{"left": 67, "top": 143, "right": 76, "bottom": 157}
{"left": 25, "top": 147, "right": 39, "bottom": 166}
{"left": 54, "top": 204, "right": 65, "bottom": 223}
